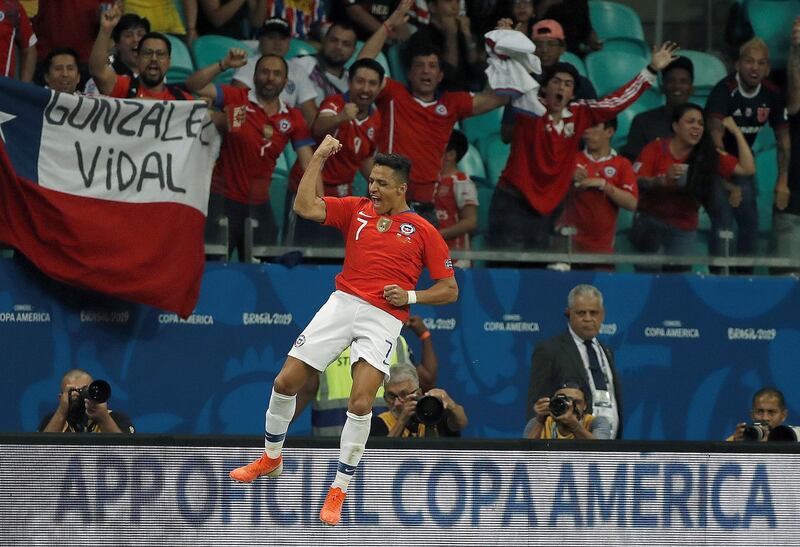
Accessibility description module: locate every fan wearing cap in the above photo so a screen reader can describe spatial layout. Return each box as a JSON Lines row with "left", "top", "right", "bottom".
{"left": 621, "top": 56, "right": 695, "bottom": 161}
{"left": 500, "top": 19, "right": 596, "bottom": 144}
{"left": 488, "top": 40, "right": 679, "bottom": 253}
{"left": 523, "top": 380, "right": 611, "bottom": 440}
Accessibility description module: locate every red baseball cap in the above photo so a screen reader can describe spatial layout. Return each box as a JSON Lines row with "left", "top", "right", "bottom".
{"left": 532, "top": 19, "right": 565, "bottom": 41}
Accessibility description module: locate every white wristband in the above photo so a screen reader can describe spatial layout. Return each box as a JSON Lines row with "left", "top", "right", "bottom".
{"left": 407, "top": 290, "right": 417, "bottom": 305}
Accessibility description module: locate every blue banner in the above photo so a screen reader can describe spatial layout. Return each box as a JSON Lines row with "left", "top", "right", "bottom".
{"left": 2, "top": 257, "right": 799, "bottom": 440}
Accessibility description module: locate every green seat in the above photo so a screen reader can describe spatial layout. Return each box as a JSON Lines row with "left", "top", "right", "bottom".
{"left": 480, "top": 133, "right": 510, "bottom": 187}
{"left": 460, "top": 108, "right": 503, "bottom": 144}
{"left": 633, "top": 88, "right": 664, "bottom": 111}
{"left": 753, "top": 125, "right": 776, "bottom": 153}
{"left": 756, "top": 148, "right": 778, "bottom": 234}
{"left": 747, "top": 0, "right": 800, "bottom": 69}
{"left": 387, "top": 43, "right": 408, "bottom": 85}
{"left": 601, "top": 37, "right": 649, "bottom": 59}
{"left": 270, "top": 153, "right": 290, "bottom": 242}
{"left": 348, "top": 41, "right": 391, "bottom": 79}
{"left": 677, "top": 50, "right": 728, "bottom": 92}
{"left": 192, "top": 35, "right": 256, "bottom": 84}
{"left": 559, "top": 51, "right": 587, "bottom": 77}
{"left": 353, "top": 171, "right": 368, "bottom": 197}
{"left": 589, "top": 0, "right": 645, "bottom": 41}
{"left": 585, "top": 50, "right": 648, "bottom": 97}
{"left": 612, "top": 100, "right": 650, "bottom": 150}
{"left": 165, "top": 34, "right": 195, "bottom": 84}
{"left": 287, "top": 39, "right": 317, "bottom": 60}
{"left": 457, "top": 143, "right": 486, "bottom": 185}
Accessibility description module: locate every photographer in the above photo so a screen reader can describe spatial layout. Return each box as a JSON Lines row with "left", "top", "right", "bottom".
{"left": 370, "top": 364, "right": 468, "bottom": 438}
{"left": 38, "top": 369, "right": 134, "bottom": 433}
{"left": 523, "top": 381, "right": 611, "bottom": 440}
{"left": 727, "top": 387, "right": 788, "bottom": 442}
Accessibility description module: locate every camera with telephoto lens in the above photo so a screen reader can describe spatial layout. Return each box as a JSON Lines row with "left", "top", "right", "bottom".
{"left": 549, "top": 394, "right": 573, "bottom": 417}
{"left": 412, "top": 394, "right": 445, "bottom": 426}
{"left": 67, "top": 380, "right": 112, "bottom": 428}
{"left": 742, "top": 421, "right": 771, "bottom": 441}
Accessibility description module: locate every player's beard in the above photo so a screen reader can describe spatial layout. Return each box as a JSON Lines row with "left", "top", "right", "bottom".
{"left": 141, "top": 70, "right": 165, "bottom": 88}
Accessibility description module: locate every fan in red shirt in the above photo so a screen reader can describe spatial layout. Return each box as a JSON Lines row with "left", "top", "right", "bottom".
{"left": 489, "top": 41, "right": 679, "bottom": 253}
{"left": 630, "top": 104, "right": 755, "bottom": 271}
{"left": 355, "top": 3, "right": 508, "bottom": 224}
{"left": 558, "top": 118, "right": 637, "bottom": 256}
{"left": 0, "top": 0, "right": 36, "bottom": 81}
{"left": 286, "top": 58, "right": 385, "bottom": 246}
{"left": 229, "top": 134, "right": 457, "bottom": 527}
{"left": 89, "top": 4, "right": 192, "bottom": 100}
{"left": 187, "top": 49, "right": 315, "bottom": 257}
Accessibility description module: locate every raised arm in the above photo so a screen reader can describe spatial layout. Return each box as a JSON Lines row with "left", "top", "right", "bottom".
{"left": 183, "top": 0, "right": 199, "bottom": 44}
{"left": 293, "top": 134, "right": 341, "bottom": 222}
{"left": 185, "top": 48, "right": 248, "bottom": 98}
{"left": 89, "top": 1, "right": 124, "bottom": 95}
{"left": 357, "top": 0, "right": 413, "bottom": 60}
{"left": 721, "top": 117, "right": 755, "bottom": 176}
{"left": 313, "top": 102, "right": 357, "bottom": 139}
{"left": 471, "top": 91, "right": 509, "bottom": 117}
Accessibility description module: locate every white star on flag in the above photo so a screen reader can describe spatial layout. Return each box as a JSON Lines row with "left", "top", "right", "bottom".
{"left": 0, "top": 110, "right": 17, "bottom": 143}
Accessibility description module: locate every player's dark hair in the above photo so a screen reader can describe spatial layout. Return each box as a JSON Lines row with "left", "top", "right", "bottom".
{"left": 543, "top": 62, "right": 581, "bottom": 93}
{"left": 112, "top": 13, "right": 151, "bottom": 43}
{"left": 407, "top": 42, "right": 442, "bottom": 70}
{"left": 326, "top": 20, "right": 357, "bottom": 38}
{"left": 672, "top": 103, "right": 718, "bottom": 204}
{"left": 138, "top": 32, "right": 171, "bottom": 56}
{"left": 753, "top": 388, "right": 786, "bottom": 410}
{"left": 446, "top": 129, "right": 469, "bottom": 163}
{"left": 374, "top": 153, "right": 412, "bottom": 185}
{"left": 255, "top": 54, "right": 289, "bottom": 76}
{"left": 348, "top": 58, "right": 385, "bottom": 83}
{"left": 662, "top": 55, "right": 694, "bottom": 82}
{"left": 44, "top": 47, "right": 80, "bottom": 72}
{"left": 599, "top": 117, "right": 617, "bottom": 131}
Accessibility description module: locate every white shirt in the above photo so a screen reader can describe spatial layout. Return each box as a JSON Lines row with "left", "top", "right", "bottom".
{"left": 568, "top": 325, "right": 620, "bottom": 438}
{"left": 232, "top": 55, "right": 317, "bottom": 107}
{"left": 291, "top": 55, "right": 349, "bottom": 106}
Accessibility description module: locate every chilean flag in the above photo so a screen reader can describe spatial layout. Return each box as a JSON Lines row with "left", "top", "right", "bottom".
{"left": 0, "top": 77, "right": 221, "bottom": 317}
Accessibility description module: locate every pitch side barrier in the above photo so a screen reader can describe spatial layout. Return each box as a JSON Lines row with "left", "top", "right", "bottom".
{"left": 3, "top": 435, "right": 799, "bottom": 546}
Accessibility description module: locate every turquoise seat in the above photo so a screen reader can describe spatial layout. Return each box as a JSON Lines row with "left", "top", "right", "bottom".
{"left": 746, "top": 0, "right": 800, "bottom": 69}
{"left": 585, "top": 50, "right": 648, "bottom": 97}
{"left": 633, "top": 88, "right": 664, "bottom": 111}
{"left": 559, "top": 51, "right": 587, "bottom": 77}
{"left": 601, "top": 37, "right": 649, "bottom": 59}
{"left": 589, "top": 0, "right": 645, "bottom": 41}
{"left": 756, "top": 148, "right": 778, "bottom": 234}
{"left": 270, "top": 153, "right": 290, "bottom": 242}
{"left": 460, "top": 107, "right": 503, "bottom": 145}
{"left": 387, "top": 43, "right": 408, "bottom": 85}
{"left": 165, "top": 34, "right": 195, "bottom": 84}
{"left": 677, "top": 50, "right": 728, "bottom": 92}
{"left": 353, "top": 171, "right": 368, "bottom": 197}
{"left": 479, "top": 133, "right": 510, "bottom": 187}
{"left": 457, "top": 143, "right": 487, "bottom": 185}
{"left": 192, "top": 35, "right": 256, "bottom": 84}
{"left": 348, "top": 41, "right": 391, "bottom": 79}
{"left": 287, "top": 39, "right": 317, "bottom": 60}
{"left": 753, "top": 125, "right": 776, "bottom": 153}
{"left": 612, "top": 100, "right": 651, "bottom": 150}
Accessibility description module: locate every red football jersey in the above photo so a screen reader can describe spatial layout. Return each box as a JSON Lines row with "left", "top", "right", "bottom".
{"left": 212, "top": 85, "right": 313, "bottom": 204}
{"left": 634, "top": 138, "right": 738, "bottom": 231}
{"left": 109, "top": 75, "right": 194, "bottom": 100}
{"left": 499, "top": 69, "right": 654, "bottom": 215}
{"left": 322, "top": 196, "right": 455, "bottom": 321}
{"left": 375, "top": 78, "right": 473, "bottom": 203}
{"left": 560, "top": 151, "right": 637, "bottom": 253}
{"left": 289, "top": 93, "right": 381, "bottom": 197}
{"left": 0, "top": 0, "right": 36, "bottom": 77}
{"left": 434, "top": 171, "right": 478, "bottom": 251}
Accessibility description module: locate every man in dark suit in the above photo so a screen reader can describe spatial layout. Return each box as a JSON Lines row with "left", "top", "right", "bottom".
{"left": 526, "top": 284, "right": 623, "bottom": 438}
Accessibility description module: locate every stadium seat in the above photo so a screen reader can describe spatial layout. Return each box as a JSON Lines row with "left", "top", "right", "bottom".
{"left": 589, "top": 1, "right": 646, "bottom": 42}
{"left": 677, "top": 50, "right": 729, "bottom": 93}
{"left": 348, "top": 41, "right": 391, "bottom": 79}
{"left": 457, "top": 143, "right": 487, "bottom": 185}
{"left": 746, "top": 0, "right": 800, "bottom": 69}
{"left": 460, "top": 108, "right": 503, "bottom": 145}
{"left": 756, "top": 147, "right": 778, "bottom": 234}
{"left": 601, "top": 37, "right": 649, "bottom": 59}
{"left": 353, "top": 172, "right": 368, "bottom": 197}
{"left": 633, "top": 88, "right": 664, "bottom": 111}
{"left": 192, "top": 35, "right": 256, "bottom": 84}
{"left": 287, "top": 39, "right": 317, "bottom": 59}
{"left": 270, "top": 153, "right": 290, "bottom": 242}
{"left": 480, "top": 133, "right": 510, "bottom": 186}
{"left": 585, "top": 50, "right": 648, "bottom": 97}
{"left": 387, "top": 43, "right": 408, "bottom": 85}
{"left": 612, "top": 101, "right": 650, "bottom": 150}
{"left": 559, "top": 51, "right": 588, "bottom": 77}
{"left": 165, "top": 34, "right": 195, "bottom": 83}
{"left": 753, "top": 125, "right": 776, "bottom": 153}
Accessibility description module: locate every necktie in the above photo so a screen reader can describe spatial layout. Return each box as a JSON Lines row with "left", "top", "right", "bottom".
{"left": 584, "top": 339, "right": 608, "bottom": 390}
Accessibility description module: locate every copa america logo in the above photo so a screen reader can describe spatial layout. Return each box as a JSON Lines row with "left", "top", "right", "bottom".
{"left": 294, "top": 334, "right": 306, "bottom": 347}
{"left": 279, "top": 119, "right": 292, "bottom": 133}
{"left": 400, "top": 223, "right": 416, "bottom": 235}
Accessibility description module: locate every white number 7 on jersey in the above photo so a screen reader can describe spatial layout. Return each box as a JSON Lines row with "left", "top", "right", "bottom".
{"left": 355, "top": 217, "right": 368, "bottom": 240}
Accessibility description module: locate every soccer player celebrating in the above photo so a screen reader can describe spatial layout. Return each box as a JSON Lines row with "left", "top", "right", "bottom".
{"left": 229, "top": 135, "right": 458, "bottom": 526}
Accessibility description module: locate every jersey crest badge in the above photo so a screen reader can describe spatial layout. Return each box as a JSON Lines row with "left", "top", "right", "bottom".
{"left": 377, "top": 217, "right": 393, "bottom": 232}
{"left": 367, "top": 127, "right": 375, "bottom": 140}
{"left": 757, "top": 107, "right": 770, "bottom": 124}
{"left": 435, "top": 104, "right": 448, "bottom": 116}
{"left": 603, "top": 166, "right": 617, "bottom": 178}
{"left": 286, "top": 80, "right": 296, "bottom": 93}
{"left": 399, "top": 223, "right": 416, "bottom": 235}
{"left": 279, "top": 119, "right": 292, "bottom": 133}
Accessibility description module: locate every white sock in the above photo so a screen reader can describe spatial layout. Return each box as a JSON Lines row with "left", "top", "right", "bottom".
{"left": 264, "top": 388, "right": 296, "bottom": 458}
{"left": 332, "top": 411, "right": 372, "bottom": 493}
